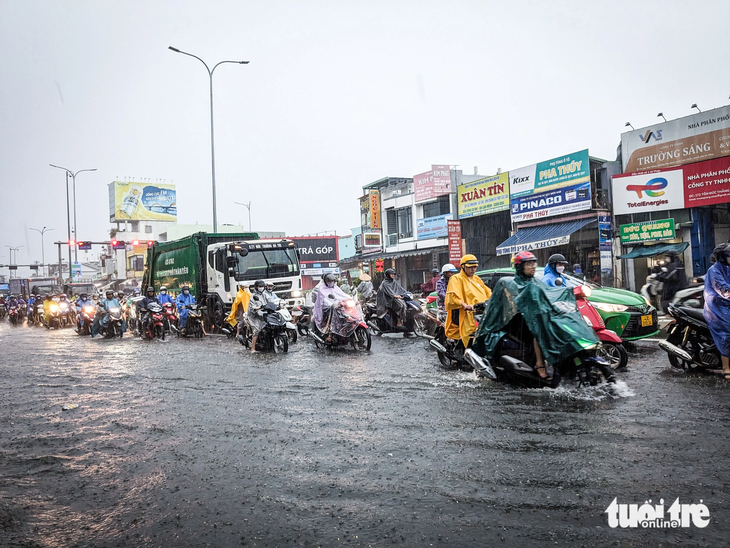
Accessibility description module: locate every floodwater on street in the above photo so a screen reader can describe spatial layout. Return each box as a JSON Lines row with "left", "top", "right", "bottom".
{"left": 1, "top": 320, "right": 729, "bottom": 548}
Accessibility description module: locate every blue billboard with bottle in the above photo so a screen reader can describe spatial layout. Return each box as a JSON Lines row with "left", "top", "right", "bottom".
{"left": 109, "top": 181, "right": 177, "bottom": 222}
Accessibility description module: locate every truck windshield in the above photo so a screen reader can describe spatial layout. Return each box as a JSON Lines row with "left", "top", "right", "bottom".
{"left": 233, "top": 248, "right": 300, "bottom": 281}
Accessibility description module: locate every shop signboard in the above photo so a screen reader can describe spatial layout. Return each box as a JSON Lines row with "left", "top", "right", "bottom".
{"left": 619, "top": 218, "right": 676, "bottom": 244}
{"left": 612, "top": 155, "right": 730, "bottom": 215}
{"left": 416, "top": 214, "right": 452, "bottom": 240}
{"left": 510, "top": 181, "right": 591, "bottom": 223}
{"left": 369, "top": 190, "right": 381, "bottom": 229}
{"left": 509, "top": 149, "right": 590, "bottom": 198}
{"left": 598, "top": 215, "right": 612, "bottom": 252}
{"left": 447, "top": 220, "right": 462, "bottom": 266}
{"left": 291, "top": 237, "right": 338, "bottom": 264}
{"left": 361, "top": 232, "right": 382, "bottom": 255}
{"left": 375, "top": 259, "right": 384, "bottom": 273}
{"left": 109, "top": 181, "right": 177, "bottom": 222}
{"left": 457, "top": 172, "right": 510, "bottom": 218}
{"left": 414, "top": 164, "right": 451, "bottom": 203}
{"left": 620, "top": 105, "right": 730, "bottom": 173}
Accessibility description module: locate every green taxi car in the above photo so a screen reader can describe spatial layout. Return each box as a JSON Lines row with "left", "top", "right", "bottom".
{"left": 427, "top": 267, "right": 659, "bottom": 342}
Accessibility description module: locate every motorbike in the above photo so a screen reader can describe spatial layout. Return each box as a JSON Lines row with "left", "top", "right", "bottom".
{"left": 0, "top": 305, "right": 5, "bottom": 320}
{"left": 162, "top": 302, "right": 179, "bottom": 333}
{"left": 77, "top": 304, "right": 96, "bottom": 336}
{"left": 640, "top": 273, "right": 663, "bottom": 312}
{"left": 670, "top": 277, "right": 705, "bottom": 308}
{"left": 124, "top": 296, "right": 144, "bottom": 335}
{"left": 429, "top": 302, "right": 488, "bottom": 370}
{"left": 141, "top": 302, "right": 165, "bottom": 340}
{"left": 8, "top": 305, "right": 20, "bottom": 326}
{"left": 274, "top": 299, "right": 298, "bottom": 344}
{"left": 178, "top": 303, "right": 205, "bottom": 338}
{"left": 658, "top": 303, "right": 720, "bottom": 372}
{"left": 238, "top": 297, "right": 290, "bottom": 353}
{"left": 364, "top": 292, "right": 427, "bottom": 337}
{"left": 97, "top": 305, "right": 124, "bottom": 339}
{"left": 59, "top": 301, "right": 75, "bottom": 328}
{"left": 45, "top": 302, "right": 62, "bottom": 329}
{"left": 292, "top": 304, "right": 313, "bottom": 336}
{"left": 32, "top": 301, "right": 44, "bottom": 327}
{"left": 310, "top": 295, "right": 371, "bottom": 351}
{"left": 574, "top": 285, "right": 628, "bottom": 370}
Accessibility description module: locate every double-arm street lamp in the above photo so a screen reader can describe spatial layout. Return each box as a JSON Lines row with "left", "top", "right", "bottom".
{"left": 30, "top": 226, "right": 54, "bottom": 276}
{"left": 5, "top": 245, "right": 23, "bottom": 279}
{"left": 169, "top": 46, "right": 249, "bottom": 233}
{"left": 49, "top": 164, "right": 96, "bottom": 282}
{"left": 234, "top": 201, "right": 252, "bottom": 232}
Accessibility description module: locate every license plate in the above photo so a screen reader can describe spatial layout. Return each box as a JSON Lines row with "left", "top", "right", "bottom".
{"left": 641, "top": 314, "right": 653, "bottom": 327}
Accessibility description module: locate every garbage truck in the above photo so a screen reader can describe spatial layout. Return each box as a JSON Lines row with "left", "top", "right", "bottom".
{"left": 143, "top": 232, "right": 304, "bottom": 331}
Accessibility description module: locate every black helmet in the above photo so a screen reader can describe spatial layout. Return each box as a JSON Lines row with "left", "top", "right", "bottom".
{"left": 80, "top": 293, "right": 87, "bottom": 300}
{"left": 181, "top": 285, "right": 189, "bottom": 291}
{"left": 548, "top": 253, "right": 569, "bottom": 266}
{"left": 106, "top": 289, "right": 114, "bottom": 296}
{"left": 253, "top": 280, "right": 266, "bottom": 292}
{"left": 146, "top": 286, "right": 154, "bottom": 294}
{"left": 384, "top": 268, "right": 395, "bottom": 278}
{"left": 710, "top": 243, "right": 730, "bottom": 265}
{"left": 323, "top": 273, "right": 337, "bottom": 285}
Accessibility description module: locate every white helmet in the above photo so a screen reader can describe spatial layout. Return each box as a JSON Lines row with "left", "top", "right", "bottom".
{"left": 441, "top": 263, "right": 458, "bottom": 274}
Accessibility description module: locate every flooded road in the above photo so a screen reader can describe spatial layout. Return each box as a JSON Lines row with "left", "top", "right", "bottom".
{"left": 1, "top": 322, "right": 729, "bottom": 547}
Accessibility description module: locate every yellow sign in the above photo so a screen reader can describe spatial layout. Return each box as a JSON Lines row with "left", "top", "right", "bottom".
{"left": 110, "top": 181, "right": 177, "bottom": 222}
{"left": 369, "top": 190, "right": 381, "bottom": 229}
{"left": 457, "top": 173, "right": 510, "bottom": 218}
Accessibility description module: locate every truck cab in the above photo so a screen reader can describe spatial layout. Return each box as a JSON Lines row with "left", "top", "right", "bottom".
{"left": 207, "top": 239, "right": 304, "bottom": 310}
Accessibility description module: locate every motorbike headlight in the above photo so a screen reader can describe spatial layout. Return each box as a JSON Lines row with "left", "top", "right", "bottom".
{"left": 345, "top": 299, "right": 356, "bottom": 308}
{"left": 84, "top": 306, "right": 95, "bottom": 313}
{"left": 290, "top": 290, "right": 302, "bottom": 298}
{"left": 50, "top": 304, "right": 59, "bottom": 312}
{"left": 108, "top": 307, "right": 120, "bottom": 314}
{"left": 591, "top": 302, "right": 628, "bottom": 313}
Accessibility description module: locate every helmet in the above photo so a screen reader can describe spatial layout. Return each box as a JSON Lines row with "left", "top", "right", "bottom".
{"left": 60, "top": 293, "right": 67, "bottom": 299}
{"left": 80, "top": 293, "right": 87, "bottom": 300}
{"left": 513, "top": 251, "right": 537, "bottom": 265}
{"left": 133, "top": 289, "right": 141, "bottom": 295}
{"left": 106, "top": 289, "right": 114, "bottom": 297}
{"left": 253, "top": 280, "right": 266, "bottom": 292}
{"left": 460, "top": 254, "right": 479, "bottom": 267}
{"left": 384, "top": 268, "right": 396, "bottom": 278}
{"left": 323, "top": 273, "right": 337, "bottom": 287}
{"left": 710, "top": 243, "right": 730, "bottom": 265}
{"left": 146, "top": 286, "right": 154, "bottom": 294}
{"left": 441, "top": 263, "right": 458, "bottom": 274}
{"left": 160, "top": 286, "right": 167, "bottom": 292}
{"left": 181, "top": 285, "right": 190, "bottom": 292}
{"left": 548, "top": 253, "right": 569, "bottom": 266}
{"left": 432, "top": 268, "right": 440, "bottom": 274}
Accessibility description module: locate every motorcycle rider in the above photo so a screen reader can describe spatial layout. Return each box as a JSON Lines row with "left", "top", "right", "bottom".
{"left": 704, "top": 243, "right": 730, "bottom": 379}
{"left": 227, "top": 283, "right": 252, "bottom": 338}
{"left": 158, "top": 286, "right": 174, "bottom": 306}
{"left": 354, "top": 273, "right": 374, "bottom": 304}
{"left": 58, "top": 293, "right": 72, "bottom": 323}
{"left": 42, "top": 294, "right": 55, "bottom": 325}
{"left": 75, "top": 293, "right": 94, "bottom": 331}
{"left": 311, "top": 274, "right": 326, "bottom": 304}
{"left": 176, "top": 285, "right": 196, "bottom": 334}
{"left": 445, "top": 255, "right": 491, "bottom": 347}
{"left": 313, "top": 273, "right": 350, "bottom": 340}
{"left": 92, "top": 289, "right": 122, "bottom": 337}
{"left": 543, "top": 253, "right": 570, "bottom": 287}
{"left": 512, "top": 251, "right": 550, "bottom": 379}
{"left": 246, "top": 280, "right": 275, "bottom": 353}
{"left": 657, "top": 252, "right": 688, "bottom": 313}
{"left": 137, "top": 286, "right": 160, "bottom": 332}
{"left": 420, "top": 268, "right": 440, "bottom": 297}
{"left": 436, "top": 264, "right": 459, "bottom": 311}
{"left": 376, "top": 268, "right": 408, "bottom": 327}
{"left": 26, "top": 294, "right": 36, "bottom": 318}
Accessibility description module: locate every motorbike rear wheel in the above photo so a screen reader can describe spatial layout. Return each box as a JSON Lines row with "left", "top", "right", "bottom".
{"left": 412, "top": 316, "right": 427, "bottom": 338}
{"left": 597, "top": 342, "right": 629, "bottom": 370}
{"left": 666, "top": 328, "right": 694, "bottom": 370}
{"left": 287, "top": 328, "right": 298, "bottom": 344}
{"left": 273, "top": 333, "right": 289, "bottom": 353}
{"left": 351, "top": 326, "right": 371, "bottom": 351}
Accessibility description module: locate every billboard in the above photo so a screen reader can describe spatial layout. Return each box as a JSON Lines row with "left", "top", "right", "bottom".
{"left": 416, "top": 214, "right": 452, "bottom": 240}
{"left": 621, "top": 105, "right": 730, "bottom": 173}
{"left": 620, "top": 219, "right": 676, "bottom": 244}
{"left": 360, "top": 190, "right": 381, "bottom": 230}
{"left": 109, "top": 181, "right": 177, "bottom": 222}
{"left": 509, "top": 150, "right": 592, "bottom": 222}
{"left": 448, "top": 220, "right": 462, "bottom": 266}
{"left": 291, "top": 237, "right": 338, "bottom": 263}
{"left": 612, "top": 155, "right": 730, "bottom": 215}
{"left": 414, "top": 165, "right": 451, "bottom": 203}
{"left": 457, "top": 172, "right": 510, "bottom": 218}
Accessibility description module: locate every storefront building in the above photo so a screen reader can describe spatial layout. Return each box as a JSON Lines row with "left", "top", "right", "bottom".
{"left": 612, "top": 105, "right": 730, "bottom": 291}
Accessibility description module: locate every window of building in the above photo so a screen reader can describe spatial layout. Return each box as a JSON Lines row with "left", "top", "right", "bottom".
{"left": 422, "top": 195, "right": 450, "bottom": 218}
{"left": 145, "top": 225, "right": 153, "bottom": 234}
{"left": 397, "top": 207, "right": 413, "bottom": 238}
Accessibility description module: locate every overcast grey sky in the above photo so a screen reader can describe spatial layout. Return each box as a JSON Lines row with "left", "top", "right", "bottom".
{"left": 1, "top": 0, "right": 729, "bottom": 268}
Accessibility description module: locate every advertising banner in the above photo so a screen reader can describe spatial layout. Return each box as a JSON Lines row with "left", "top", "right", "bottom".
{"left": 414, "top": 165, "right": 451, "bottom": 203}
{"left": 457, "top": 173, "right": 510, "bottom": 218}
{"left": 416, "top": 214, "right": 452, "bottom": 240}
{"left": 620, "top": 218, "right": 676, "bottom": 244}
{"left": 599, "top": 215, "right": 612, "bottom": 252}
{"left": 510, "top": 181, "right": 591, "bottom": 223}
{"left": 369, "top": 190, "right": 381, "bottom": 229}
{"left": 291, "top": 237, "right": 338, "bottom": 264}
{"left": 621, "top": 105, "right": 730, "bottom": 173}
{"left": 447, "top": 220, "right": 462, "bottom": 266}
{"left": 509, "top": 149, "right": 590, "bottom": 198}
{"left": 110, "top": 181, "right": 177, "bottom": 222}
{"left": 612, "top": 155, "right": 730, "bottom": 215}
{"left": 362, "top": 232, "right": 382, "bottom": 254}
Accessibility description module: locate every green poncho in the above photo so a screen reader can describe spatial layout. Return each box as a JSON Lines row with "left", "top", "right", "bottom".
{"left": 472, "top": 274, "right": 599, "bottom": 365}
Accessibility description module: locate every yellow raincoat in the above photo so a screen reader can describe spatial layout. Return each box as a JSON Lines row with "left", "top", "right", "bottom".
{"left": 445, "top": 269, "right": 492, "bottom": 346}
{"left": 226, "top": 287, "right": 251, "bottom": 327}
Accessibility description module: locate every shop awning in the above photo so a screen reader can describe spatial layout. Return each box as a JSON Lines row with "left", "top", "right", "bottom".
{"left": 496, "top": 218, "right": 596, "bottom": 256}
{"left": 617, "top": 242, "right": 689, "bottom": 259}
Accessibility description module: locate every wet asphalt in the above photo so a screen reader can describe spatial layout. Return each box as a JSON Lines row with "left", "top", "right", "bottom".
{"left": 1, "top": 320, "right": 729, "bottom": 548}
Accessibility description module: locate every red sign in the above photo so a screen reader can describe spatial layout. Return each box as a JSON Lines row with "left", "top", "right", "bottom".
{"left": 448, "top": 220, "right": 462, "bottom": 266}
{"left": 683, "top": 156, "right": 730, "bottom": 207}
{"left": 375, "top": 259, "right": 384, "bottom": 273}
{"left": 414, "top": 164, "right": 452, "bottom": 203}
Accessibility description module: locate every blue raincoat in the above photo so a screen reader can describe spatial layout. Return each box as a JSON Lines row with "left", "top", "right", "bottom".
{"left": 176, "top": 292, "right": 196, "bottom": 328}
{"left": 158, "top": 292, "right": 174, "bottom": 305}
{"left": 542, "top": 264, "right": 567, "bottom": 287}
{"left": 704, "top": 261, "right": 730, "bottom": 358}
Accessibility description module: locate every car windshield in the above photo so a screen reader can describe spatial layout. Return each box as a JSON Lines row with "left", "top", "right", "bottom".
{"left": 233, "top": 248, "right": 300, "bottom": 281}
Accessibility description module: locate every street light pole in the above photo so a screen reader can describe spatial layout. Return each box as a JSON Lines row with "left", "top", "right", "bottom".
{"left": 5, "top": 245, "right": 23, "bottom": 279}
{"left": 30, "top": 227, "right": 54, "bottom": 276}
{"left": 169, "top": 46, "right": 249, "bottom": 233}
{"left": 234, "top": 201, "right": 252, "bottom": 232}
{"left": 49, "top": 165, "right": 96, "bottom": 263}
{"left": 50, "top": 164, "right": 74, "bottom": 283}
